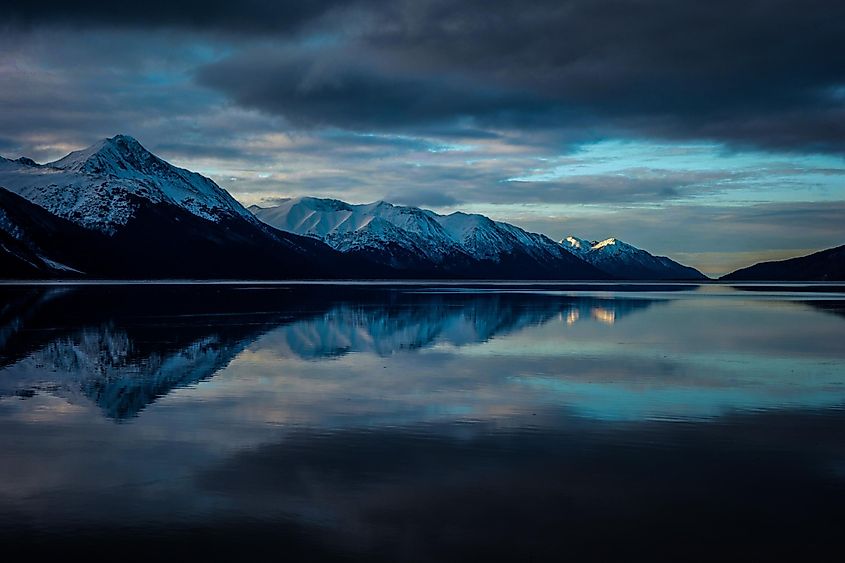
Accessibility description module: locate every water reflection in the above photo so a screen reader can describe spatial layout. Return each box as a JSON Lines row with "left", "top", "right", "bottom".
{"left": 0, "top": 287, "right": 286, "bottom": 419}
{"left": 274, "top": 294, "right": 654, "bottom": 359}
{"left": 0, "top": 283, "right": 844, "bottom": 561}
{"left": 0, "top": 286, "right": 658, "bottom": 418}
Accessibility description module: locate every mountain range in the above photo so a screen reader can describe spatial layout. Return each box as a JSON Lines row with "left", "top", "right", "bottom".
{"left": 250, "top": 197, "right": 604, "bottom": 279}
{"left": 0, "top": 136, "right": 377, "bottom": 279}
{"left": 250, "top": 197, "right": 704, "bottom": 279}
{"left": 0, "top": 134, "right": 838, "bottom": 280}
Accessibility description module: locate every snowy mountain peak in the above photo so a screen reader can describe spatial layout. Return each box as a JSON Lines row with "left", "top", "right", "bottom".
{"left": 251, "top": 196, "right": 602, "bottom": 276}
{"left": 562, "top": 236, "right": 593, "bottom": 255}
{"left": 592, "top": 238, "right": 639, "bottom": 255}
{"left": 564, "top": 236, "right": 632, "bottom": 253}
{"left": 0, "top": 135, "right": 256, "bottom": 231}
{"left": 250, "top": 196, "right": 460, "bottom": 264}
{"left": 559, "top": 235, "right": 706, "bottom": 280}
{"left": 50, "top": 134, "right": 163, "bottom": 176}
{"left": 593, "top": 237, "right": 618, "bottom": 248}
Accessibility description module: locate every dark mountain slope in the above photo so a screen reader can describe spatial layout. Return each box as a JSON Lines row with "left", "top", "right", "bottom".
{"left": 721, "top": 245, "right": 845, "bottom": 281}
{"left": 0, "top": 186, "right": 383, "bottom": 279}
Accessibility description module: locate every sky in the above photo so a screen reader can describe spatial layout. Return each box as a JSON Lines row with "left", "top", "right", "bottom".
{"left": 1, "top": 0, "right": 844, "bottom": 275}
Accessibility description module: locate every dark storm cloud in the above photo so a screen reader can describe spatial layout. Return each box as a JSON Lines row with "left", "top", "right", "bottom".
{"left": 187, "top": 0, "right": 845, "bottom": 153}
{"left": 5, "top": 0, "right": 845, "bottom": 153}
{"left": 0, "top": 0, "right": 355, "bottom": 34}
{"left": 194, "top": 46, "right": 550, "bottom": 131}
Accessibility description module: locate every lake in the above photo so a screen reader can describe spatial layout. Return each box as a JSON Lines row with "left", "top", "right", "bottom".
{"left": 1, "top": 282, "right": 844, "bottom": 561}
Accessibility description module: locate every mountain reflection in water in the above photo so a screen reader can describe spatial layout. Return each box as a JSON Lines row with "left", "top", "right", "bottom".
{"left": 1, "top": 283, "right": 844, "bottom": 562}
{"left": 0, "top": 285, "right": 659, "bottom": 419}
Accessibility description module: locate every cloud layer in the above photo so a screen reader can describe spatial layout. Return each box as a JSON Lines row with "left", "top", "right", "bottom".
{"left": 7, "top": 0, "right": 844, "bottom": 152}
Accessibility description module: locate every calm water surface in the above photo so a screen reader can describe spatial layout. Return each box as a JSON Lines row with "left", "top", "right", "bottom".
{"left": 1, "top": 282, "right": 844, "bottom": 561}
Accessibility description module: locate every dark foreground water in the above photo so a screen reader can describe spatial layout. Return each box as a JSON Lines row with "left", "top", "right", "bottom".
{"left": 1, "top": 282, "right": 844, "bottom": 561}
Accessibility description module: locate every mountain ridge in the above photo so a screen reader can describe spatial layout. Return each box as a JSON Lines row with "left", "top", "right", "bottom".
{"left": 721, "top": 244, "right": 845, "bottom": 281}
{"left": 250, "top": 197, "right": 608, "bottom": 279}
{"left": 251, "top": 197, "right": 706, "bottom": 280}
{"left": 561, "top": 236, "right": 707, "bottom": 280}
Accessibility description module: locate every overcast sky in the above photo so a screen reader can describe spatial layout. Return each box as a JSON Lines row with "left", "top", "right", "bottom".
{"left": 2, "top": 0, "right": 844, "bottom": 275}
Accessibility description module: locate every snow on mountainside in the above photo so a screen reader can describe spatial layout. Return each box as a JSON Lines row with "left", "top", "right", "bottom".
{"left": 250, "top": 197, "right": 467, "bottom": 263}
{"left": 561, "top": 236, "right": 707, "bottom": 280}
{"left": 561, "top": 236, "right": 594, "bottom": 259}
{"left": 0, "top": 187, "right": 95, "bottom": 277}
{"left": 250, "top": 197, "right": 594, "bottom": 274}
{"left": 0, "top": 135, "right": 256, "bottom": 232}
{"left": 250, "top": 196, "right": 706, "bottom": 279}
{"left": 0, "top": 151, "right": 373, "bottom": 280}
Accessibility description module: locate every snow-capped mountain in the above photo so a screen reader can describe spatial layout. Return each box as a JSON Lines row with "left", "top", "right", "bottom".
{"left": 0, "top": 135, "right": 255, "bottom": 232}
{"left": 0, "top": 137, "right": 381, "bottom": 279}
{"left": 250, "top": 197, "right": 606, "bottom": 279}
{"left": 561, "top": 236, "right": 707, "bottom": 280}
{"left": 251, "top": 198, "right": 467, "bottom": 266}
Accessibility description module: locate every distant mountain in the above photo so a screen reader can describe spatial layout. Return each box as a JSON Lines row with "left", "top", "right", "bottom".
{"left": 250, "top": 197, "right": 705, "bottom": 280}
{"left": 721, "top": 245, "right": 845, "bottom": 281}
{"left": 0, "top": 136, "right": 381, "bottom": 279}
{"left": 562, "top": 236, "right": 707, "bottom": 280}
{"left": 251, "top": 197, "right": 607, "bottom": 279}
